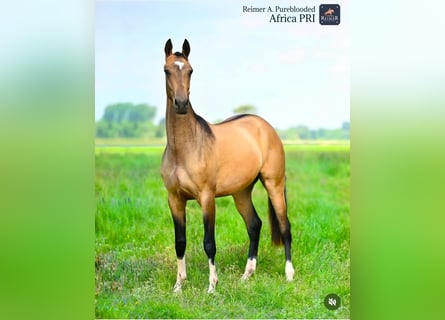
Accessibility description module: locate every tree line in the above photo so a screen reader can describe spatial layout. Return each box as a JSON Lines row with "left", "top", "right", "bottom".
{"left": 96, "top": 103, "right": 164, "bottom": 138}
{"left": 276, "top": 122, "right": 349, "bottom": 140}
{"left": 96, "top": 103, "right": 349, "bottom": 140}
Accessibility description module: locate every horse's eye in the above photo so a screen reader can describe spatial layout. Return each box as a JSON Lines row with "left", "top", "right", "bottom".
{"left": 189, "top": 70, "right": 193, "bottom": 76}
{"left": 164, "top": 69, "right": 170, "bottom": 75}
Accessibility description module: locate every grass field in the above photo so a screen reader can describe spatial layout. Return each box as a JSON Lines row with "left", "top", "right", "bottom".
{"left": 95, "top": 144, "right": 350, "bottom": 319}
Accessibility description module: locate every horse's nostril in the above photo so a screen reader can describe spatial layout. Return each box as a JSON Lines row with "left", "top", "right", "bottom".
{"left": 174, "top": 98, "right": 189, "bottom": 113}
{"left": 175, "top": 98, "right": 187, "bottom": 106}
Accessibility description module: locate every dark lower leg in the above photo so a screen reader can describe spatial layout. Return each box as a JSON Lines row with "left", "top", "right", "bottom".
{"left": 240, "top": 212, "right": 262, "bottom": 280}
{"left": 280, "top": 218, "right": 295, "bottom": 281}
{"left": 203, "top": 214, "right": 216, "bottom": 264}
{"left": 281, "top": 218, "right": 292, "bottom": 262}
{"left": 172, "top": 215, "right": 187, "bottom": 291}
{"left": 203, "top": 214, "right": 218, "bottom": 292}
{"left": 247, "top": 208, "right": 262, "bottom": 259}
{"left": 173, "top": 216, "right": 186, "bottom": 259}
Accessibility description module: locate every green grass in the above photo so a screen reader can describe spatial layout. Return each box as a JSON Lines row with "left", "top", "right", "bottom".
{"left": 95, "top": 145, "right": 350, "bottom": 319}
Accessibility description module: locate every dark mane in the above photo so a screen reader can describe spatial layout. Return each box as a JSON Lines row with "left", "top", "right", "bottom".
{"left": 216, "top": 114, "right": 252, "bottom": 125}
{"left": 195, "top": 114, "right": 215, "bottom": 140}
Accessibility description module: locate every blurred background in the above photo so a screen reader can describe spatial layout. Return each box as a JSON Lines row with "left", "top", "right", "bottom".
{"left": 95, "top": 0, "right": 349, "bottom": 145}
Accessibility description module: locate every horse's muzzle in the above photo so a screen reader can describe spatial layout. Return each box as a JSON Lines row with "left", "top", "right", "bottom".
{"left": 174, "top": 98, "right": 189, "bottom": 114}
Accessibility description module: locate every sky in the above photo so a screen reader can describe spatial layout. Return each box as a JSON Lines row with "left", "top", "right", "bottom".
{"left": 96, "top": 0, "right": 349, "bottom": 130}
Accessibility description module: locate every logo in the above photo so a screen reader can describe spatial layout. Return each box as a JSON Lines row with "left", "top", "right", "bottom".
{"left": 319, "top": 4, "right": 340, "bottom": 25}
{"left": 323, "top": 293, "right": 341, "bottom": 310}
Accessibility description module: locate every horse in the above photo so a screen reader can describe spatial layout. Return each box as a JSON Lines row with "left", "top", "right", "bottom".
{"left": 160, "top": 39, "right": 295, "bottom": 293}
{"left": 324, "top": 8, "right": 335, "bottom": 15}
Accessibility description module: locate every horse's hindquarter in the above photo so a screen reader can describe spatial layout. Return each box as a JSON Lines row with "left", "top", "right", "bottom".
{"left": 212, "top": 115, "right": 284, "bottom": 196}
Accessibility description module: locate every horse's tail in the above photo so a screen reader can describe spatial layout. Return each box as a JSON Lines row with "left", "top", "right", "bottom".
{"left": 268, "top": 187, "right": 287, "bottom": 246}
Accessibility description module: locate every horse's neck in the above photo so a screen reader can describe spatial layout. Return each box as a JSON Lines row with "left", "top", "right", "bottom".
{"left": 165, "top": 102, "right": 207, "bottom": 158}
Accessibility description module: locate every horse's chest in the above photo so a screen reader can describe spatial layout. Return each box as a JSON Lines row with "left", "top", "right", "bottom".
{"left": 162, "top": 162, "right": 203, "bottom": 197}
{"left": 175, "top": 166, "right": 195, "bottom": 188}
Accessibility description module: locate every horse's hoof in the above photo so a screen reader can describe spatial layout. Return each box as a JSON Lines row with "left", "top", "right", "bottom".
{"left": 241, "top": 274, "right": 250, "bottom": 281}
{"left": 241, "top": 270, "right": 254, "bottom": 281}
{"left": 173, "top": 281, "right": 183, "bottom": 293}
{"left": 207, "top": 279, "right": 218, "bottom": 294}
{"left": 241, "top": 258, "right": 256, "bottom": 281}
{"left": 207, "top": 285, "right": 216, "bottom": 294}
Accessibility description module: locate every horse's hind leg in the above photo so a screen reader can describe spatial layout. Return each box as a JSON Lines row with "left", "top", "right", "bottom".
{"left": 262, "top": 177, "right": 295, "bottom": 281}
{"left": 233, "top": 186, "right": 262, "bottom": 280}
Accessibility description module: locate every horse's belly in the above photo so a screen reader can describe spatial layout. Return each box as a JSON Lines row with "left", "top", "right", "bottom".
{"left": 215, "top": 166, "right": 259, "bottom": 196}
{"left": 214, "top": 142, "right": 262, "bottom": 196}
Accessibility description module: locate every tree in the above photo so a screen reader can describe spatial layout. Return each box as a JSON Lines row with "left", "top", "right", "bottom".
{"left": 295, "top": 125, "right": 310, "bottom": 140}
{"left": 96, "top": 120, "right": 118, "bottom": 138}
{"left": 103, "top": 103, "right": 130, "bottom": 124}
{"left": 155, "top": 118, "right": 166, "bottom": 138}
{"left": 129, "top": 103, "right": 156, "bottom": 127}
{"left": 97, "top": 102, "right": 158, "bottom": 138}
{"left": 276, "top": 122, "right": 350, "bottom": 141}
{"left": 233, "top": 105, "right": 257, "bottom": 115}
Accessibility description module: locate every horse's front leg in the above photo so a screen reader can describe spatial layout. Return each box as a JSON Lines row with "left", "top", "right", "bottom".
{"left": 199, "top": 192, "right": 218, "bottom": 293}
{"left": 168, "top": 194, "right": 187, "bottom": 293}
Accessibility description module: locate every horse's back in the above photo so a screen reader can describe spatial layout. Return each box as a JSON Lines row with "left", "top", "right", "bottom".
{"left": 213, "top": 114, "right": 283, "bottom": 157}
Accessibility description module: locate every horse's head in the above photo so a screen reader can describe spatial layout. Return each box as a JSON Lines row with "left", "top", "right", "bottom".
{"left": 164, "top": 39, "right": 193, "bottom": 115}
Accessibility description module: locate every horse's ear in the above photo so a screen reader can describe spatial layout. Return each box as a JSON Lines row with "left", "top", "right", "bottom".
{"left": 182, "top": 39, "right": 190, "bottom": 59}
{"left": 164, "top": 39, "right": 173, "bottom": 58}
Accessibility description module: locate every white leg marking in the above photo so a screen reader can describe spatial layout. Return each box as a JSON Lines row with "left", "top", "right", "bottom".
{"left": 207, "top": 260, "right": 218, "bottom": 293}
{"left": 285, "top": 260, "right": 295, "bottom": 281}
{"left": 174, "top": 61, "right": 184, "bottom": 70}
{"left": 173, "top": 257, "right": 187, "bottom": 293}
{"left": 241, "top": 258, "right": 257, "bottom": 281}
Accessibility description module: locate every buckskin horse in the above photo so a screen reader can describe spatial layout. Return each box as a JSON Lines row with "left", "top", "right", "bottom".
{"left": 161, "top": 39, "right": 295, "bottom": 293}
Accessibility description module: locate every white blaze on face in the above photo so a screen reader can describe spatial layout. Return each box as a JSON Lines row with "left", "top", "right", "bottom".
{"left": 174, "top": 61, "right": 184, "bottom": 70}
